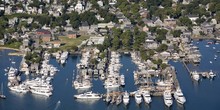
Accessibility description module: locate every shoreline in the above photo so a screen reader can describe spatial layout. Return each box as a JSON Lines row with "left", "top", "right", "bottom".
{"left": 0, "top": 47, "right": 20, "bottom": 51}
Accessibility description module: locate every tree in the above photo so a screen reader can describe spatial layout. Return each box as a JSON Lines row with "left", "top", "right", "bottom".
{"left": 121, "top": 30, "right": 132, "bottom": 50}
{"left": 178, "top": 16, "right": 192, "bottom": 27}
{"left": 156, "top": 44, "right": 168, "bottom": 52}
{"left": 215, "top": 11, "right": 220, "bottom": 23}
{"left": 112, "top": 36, "right": 120, "bottom": 50}
{"left": 171, "top": 30, "right": 182, "bottom": 37}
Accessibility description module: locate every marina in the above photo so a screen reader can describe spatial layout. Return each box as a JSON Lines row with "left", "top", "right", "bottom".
{"left": 0, "top": 40, "right": 220, "bottom": 109}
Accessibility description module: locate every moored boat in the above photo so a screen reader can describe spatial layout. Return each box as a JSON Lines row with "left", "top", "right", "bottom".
{"left": 163, "top": 90, "right": 173, "bottom": 107}
{"left": 135, "top": 91, "right": 142, "bottom": 105}
{"left": 174, "top": 87, "right": 186, "bottom": 105}
{"left": 74, "top": 91, "right": 102, "bottom": 99}
{"left": 123, "top": 91, "right": 129, "bottom": 105}
{"left": 142, "top": 91, "right": 152, "bottom": 104}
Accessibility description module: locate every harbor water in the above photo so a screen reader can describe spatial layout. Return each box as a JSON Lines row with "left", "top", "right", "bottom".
{"left": 0, "top": 40, "right": 220, "bottom": 110}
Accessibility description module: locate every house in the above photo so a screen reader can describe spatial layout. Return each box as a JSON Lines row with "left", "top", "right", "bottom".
{"left": 160, "top": 51, "right": 171, "bottom": 59}
{"left": 153, "top": 17, "right": 163, "bottom": 27}
{"left": 97, "top": 0, "right": 104, "bottom": 7}
{"left": 23, "top": 39, "right": 30, "bottom": 47}
{"left": 139, "top": 9, "right": 148, "bottom": 18}
{"left": 0, "top": 39, "right": 5, "bottom": 45}
{"left": 183, "top": 0, "right": 193, "bottom": 4}
{"left": 36, "top": 29, "right": 52, "bottom": 42}
{"left": 50, "top": 41, "right": 62, "bottom": 48}
{"left": 67, "top": 31, "right": 78, "bottom": 39}
{"left": 79, "top": 21, "right": 90, "bottom": 31}
{"left": 30, "top": 63, "right": 39, "bottom": 72}
{"left": 214, "top": 30, "right": 220, "bottom": 40}
{"left": 87, "top": 36, "right": 105, "bottom": 45}
{"left": 192, "top": 26, "right": 202, "bottom": 36}
{"left": 201, "top": 22, "right": 214, "bottom": 34}
{"left": 164, "top": 18, "right": 176, "bottom": 28}
{"left": 75, "top": 0, "right": 84, "bottom": 13}
{"left": 64, "top": 24, "right": 73, "bottom": 32}
{"left": 98, "top": 22, "right": 115, "bottom": 29}
{"left": 187, "top": 14, "right": 199, "bottom": 24}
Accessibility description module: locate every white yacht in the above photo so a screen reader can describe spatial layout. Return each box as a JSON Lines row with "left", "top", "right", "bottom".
{"left": 174, "top": 88, "right": 186, "bottom": 104}
{"left": 104, "top": 81, "right": 120, "bottom": 89}
{"left": 73, "top": 80, "right": 92, "bottom": 90}
{"left": 30, "top": 89, "right": 52, "bottom": 97}
{"left": 74, "top": 91, "right": 102, "bottom": 99}
{"left": 209, "top": 70, "right": 216, "bottom": 78}
{"left": 8, "top": 67, "right": 18, "bottom": 80}
{"left": 120, "top": 75, "right": 125, "bottom": 86}
{"left": 9, "top": 84, "right": 29, "bottom": 93}
{"left": 123, "top": 91, "right": 129, "bottom": 105}
{"left": 135, "top": 91, "right": 142, "bottom": 105}
{"left": 142, "top": 91, "right": 152, "bottom": 104}
{"left": 191, "top": 71, "right": 200, "bottom": 81}
{"left": 163, "top": 90, "right": 173, "bottom": 107}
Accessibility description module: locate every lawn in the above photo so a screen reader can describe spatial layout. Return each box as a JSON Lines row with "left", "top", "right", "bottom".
{"left": 59, "top": 35, "right": 89, "bottom": 50}
{"left": 3, "top": 41, "right": 22, "bottom": 49}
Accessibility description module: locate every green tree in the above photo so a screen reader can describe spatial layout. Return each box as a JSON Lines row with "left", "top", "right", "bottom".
{"left": 171, "top": 30, "right": 182, "bottom": 37}
{"left": 112, "top": 36, "right": 120, "bottom": 50}
{"left": 156, "top": 44, "right": 168, "bottom": 52}
{"left": 178, "top": 16, "right": 192, "bottom": 27}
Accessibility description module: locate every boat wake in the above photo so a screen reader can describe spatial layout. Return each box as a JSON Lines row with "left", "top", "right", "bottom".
{"left": 54, "top": 100, "right": 61, "bottom": 110}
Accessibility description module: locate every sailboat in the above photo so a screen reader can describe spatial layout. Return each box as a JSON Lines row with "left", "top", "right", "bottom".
{"left": 0, "top": 83, "right": 6, "bottom": 99}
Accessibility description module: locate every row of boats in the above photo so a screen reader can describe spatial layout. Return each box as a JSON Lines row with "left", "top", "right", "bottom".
{"left": 54, "top": 51, "right": 69, "bottom": 65}
{"left": 74, "top": 87, "right": 186, "bottom": 107}
{"left": 104, "top": 52, "right": 124, "bottom": 89}
{"left": 73, "top": 51, "right": 92, "bottom": 90}
{"left": 191, "top": 70, "right": 216, "bottom": 81}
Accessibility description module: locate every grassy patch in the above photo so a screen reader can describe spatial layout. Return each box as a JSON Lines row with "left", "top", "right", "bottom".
{"left": 59, "top": 35, "right": 89, "bottom": 50}
{"left": 4, "top": 42, "right": 22, "bottom": 49}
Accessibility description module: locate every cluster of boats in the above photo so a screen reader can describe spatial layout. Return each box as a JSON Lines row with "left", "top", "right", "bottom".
{"left": 7, "top": 52, "right": 58, "bottom": 97}
{"left": 191, "top": 70, "right": 216, "bottom": 81}
{"left": 9, "top": 77, "right": 53, "bottom": 97}
{"left": 73, "top": 51, "right": 92, "bottom": 90}
{"left": 163, "top": 88, "right": 186, "bottom": 107}
{"left": 104, "top": 52, "right": 124, "bottom": 89}
{"left": 54, "top": 51, "right": 69, "bottom": 64}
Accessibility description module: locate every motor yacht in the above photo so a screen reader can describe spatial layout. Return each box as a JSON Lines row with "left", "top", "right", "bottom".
{"left": 123, "top": 91, "right": 129, "bottom": 105}
{"left": 163, "top": 90, "right": 173, "bottom": 107}
{"left": 174, "top": 88, "right": 186, "bottom": 104}
{"left": 135, "top": 91, "right": 142, "bottom": 105}
{"left": 74, "top": 91, "right": 102, "bottom": 99}
{"left": 142, "top": 91, "right": 152, "bottom": 104}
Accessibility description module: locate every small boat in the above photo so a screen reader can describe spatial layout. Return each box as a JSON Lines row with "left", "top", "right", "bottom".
{"left": 123, "top": 91, "right": 129, "bottom": 105}
{"left": 74, "top": 91, "right": 102, "bottom": 99}
{"left": 191, "top": 71, "right": 200, "bottom": 81}
{"left": 213, "top": 47, "right": 216, "bottom": 49}
{"left": 116, "top": 95, "right": 122, "bottom": 105}
{"left": 135, "top": 91, "right": 142, "bottom": 105}
{"left": 174, "top": 87, "right": 186, "bottom": 104}
{"left": 210, "top": 61, "right": 212, "bottom": 64}
{"left": 209, "top": 70, "right": 216, "bottom": 78}
{"left": 205, "top": 45, "right": 210, "bottom": 47}
{"left": 163, "top": 90, "right": 173, "bottom": 107}
{"left": 0, "top": 83, "right": 6, "bottom": 99}
{"left": 142, "top": 91, "right": 152, "bottom": 104}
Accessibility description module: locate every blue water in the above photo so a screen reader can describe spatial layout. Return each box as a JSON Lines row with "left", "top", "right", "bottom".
{"left": 0, "top": 40, "right": 220, "bottom": 110}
